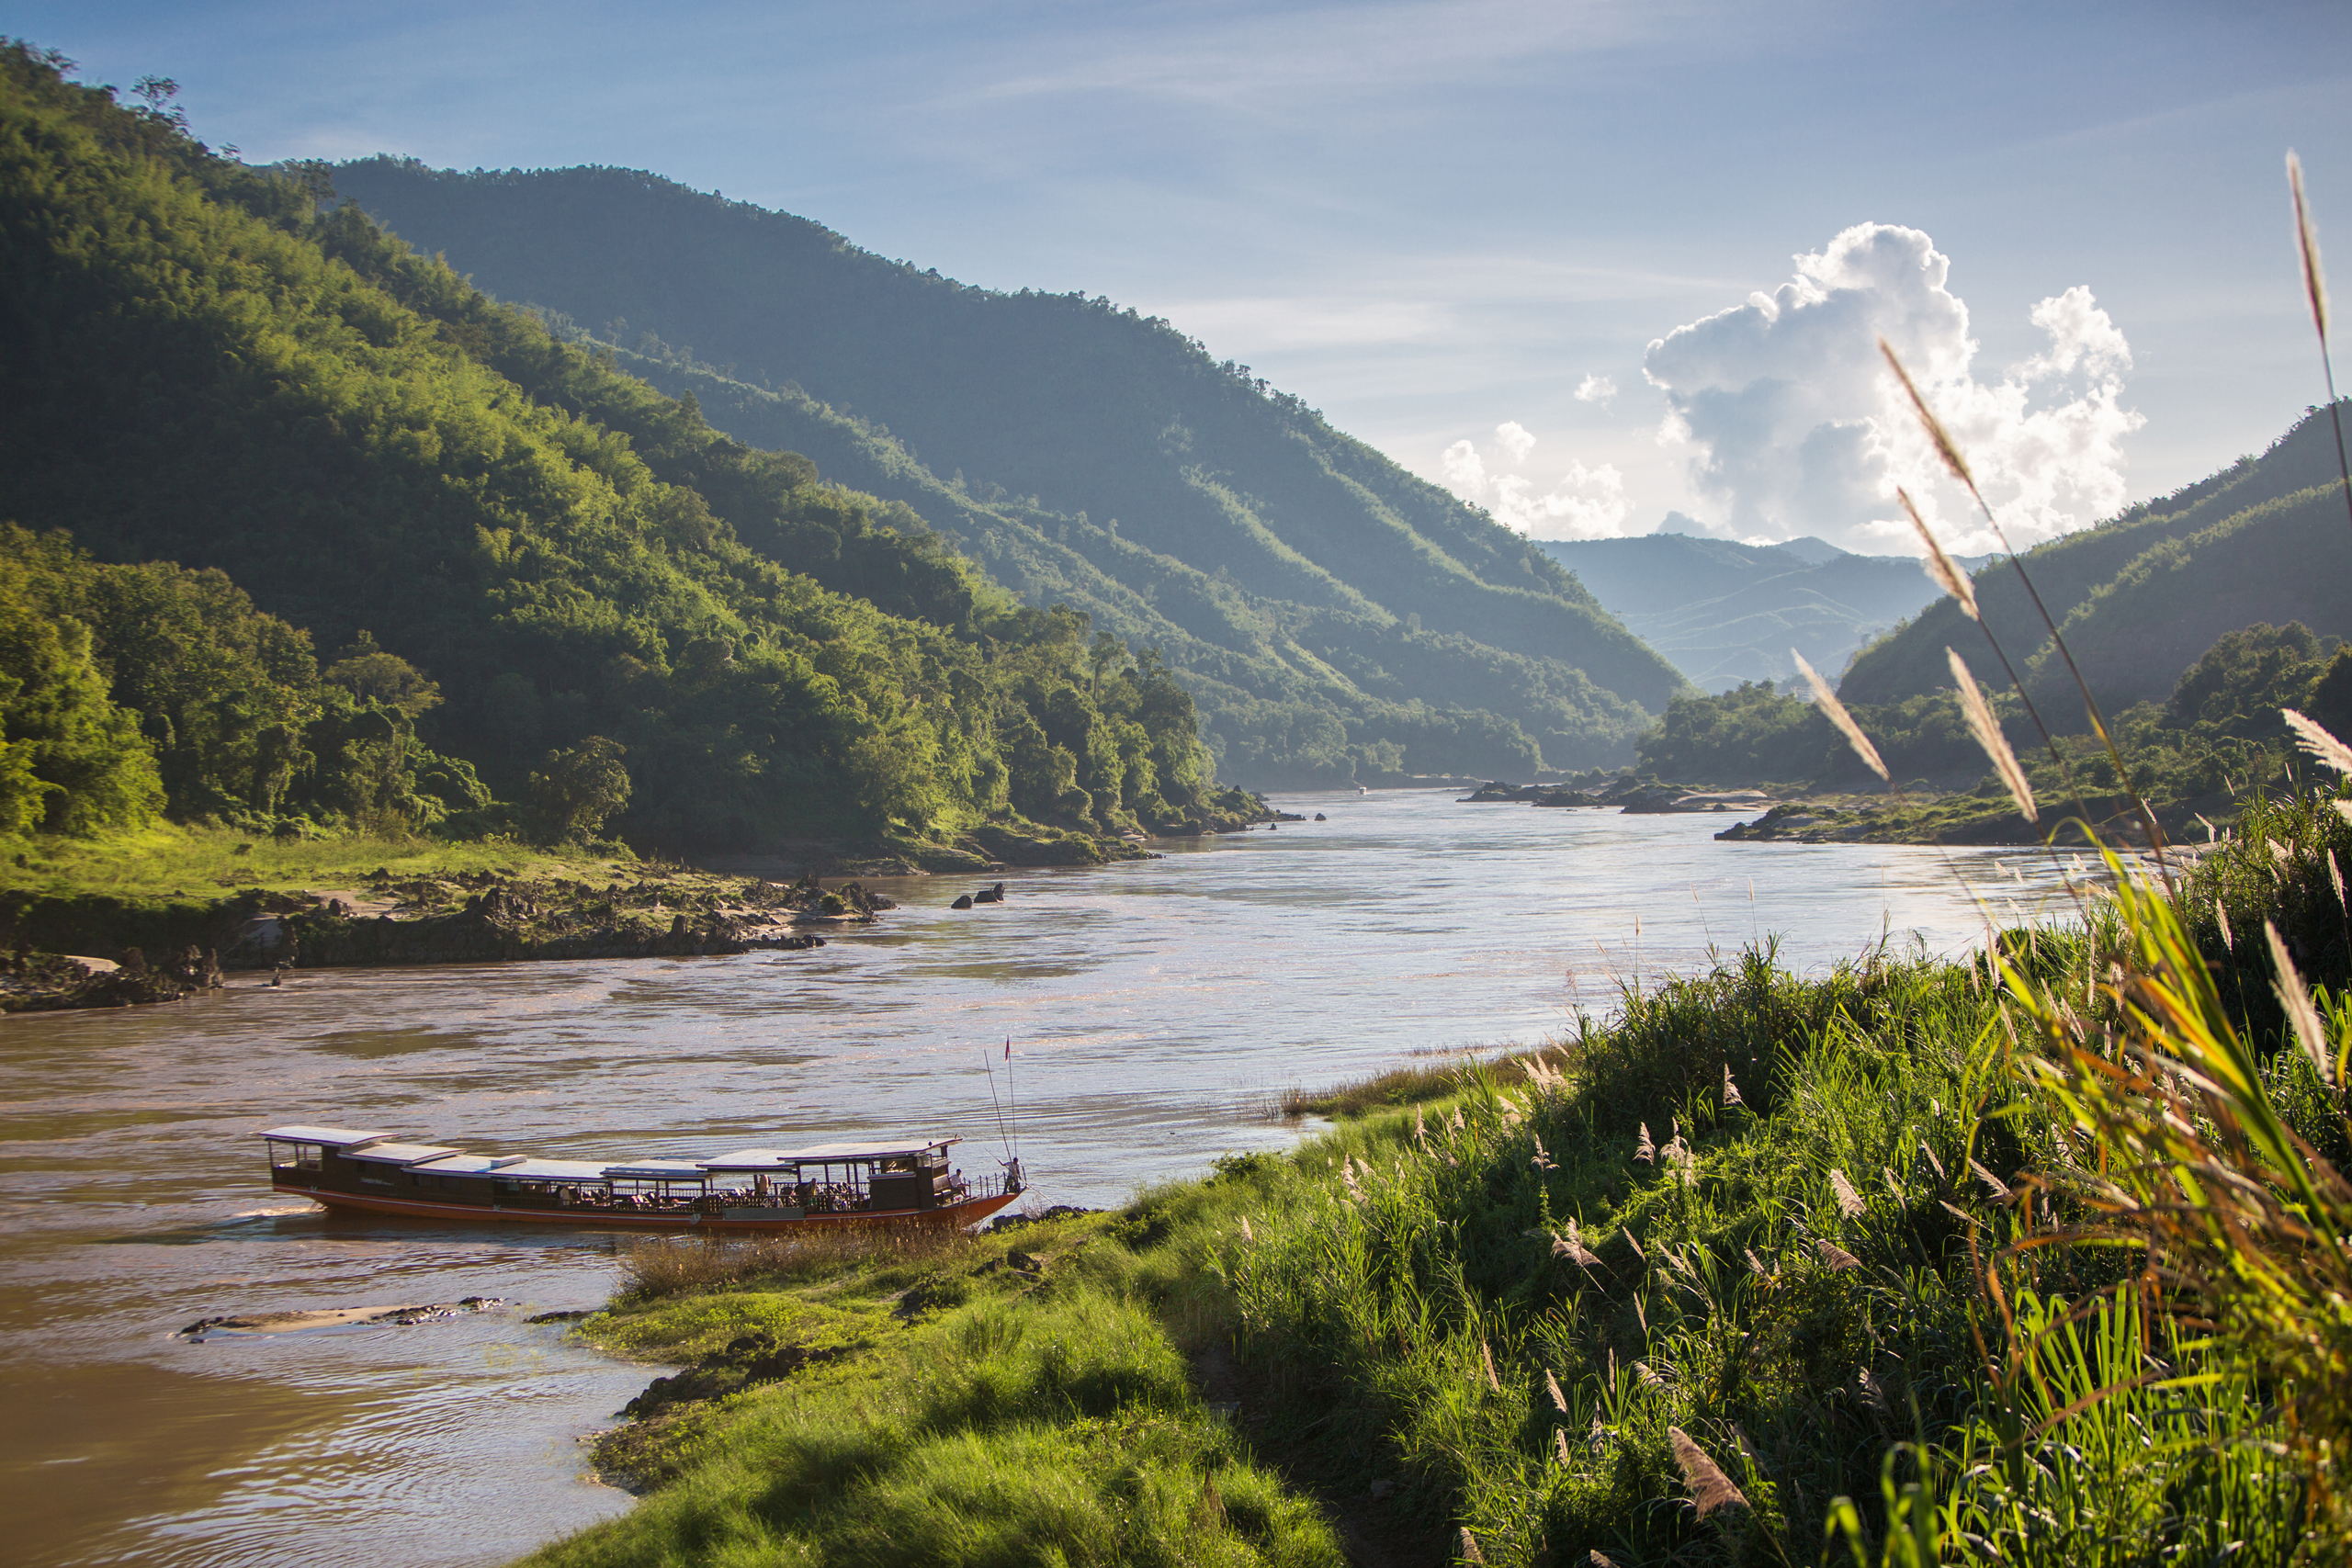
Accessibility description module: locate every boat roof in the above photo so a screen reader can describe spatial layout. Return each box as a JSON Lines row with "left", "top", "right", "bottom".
{"left": 494, "top": 1157, "right": 609, "bottom": 1180}
{"left": 259, "top": 1124, "right": 386, "bottom": 1146}
{"left": 409, "top": 1154, "right": 501, "bottom": 1175}
{"left": 700, "top": 1138, "right": 956, "bottom": 1170}
{"left": 341, "top": 1141, "right": 463, "bottom": 1166}
{"left": 602, "top": 1159, "right": 712, "bottom": 1180}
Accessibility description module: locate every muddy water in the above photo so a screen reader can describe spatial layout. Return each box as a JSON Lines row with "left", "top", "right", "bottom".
{"left": 0, "top": 790, "right": 2088, "bottom": 1567}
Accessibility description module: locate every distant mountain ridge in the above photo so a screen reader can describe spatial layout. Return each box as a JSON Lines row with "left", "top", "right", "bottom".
{"left": 330, "top": 157, "right": 1689, "bottom": 784}
{"left": 1840, "top": 404, "right": 2352, "bottom": 715}
{"left": 1536, "top": 535, "right": 1956, "bottom": 691}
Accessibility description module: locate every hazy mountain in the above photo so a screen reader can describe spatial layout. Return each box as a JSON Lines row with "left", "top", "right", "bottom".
{"left": 329, "top": 158, "right": 1688, "bottom": 784}
{"left": 1839, "top": 404, "right": 2352, "bottom": 716}
{"left": 1536, "top": 535, "right": 1955, "bottom": 691}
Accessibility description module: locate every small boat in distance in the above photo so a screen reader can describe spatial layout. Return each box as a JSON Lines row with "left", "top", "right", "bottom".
{"left": 259, "top": 1125, "right": 1025, "bottom": 1231}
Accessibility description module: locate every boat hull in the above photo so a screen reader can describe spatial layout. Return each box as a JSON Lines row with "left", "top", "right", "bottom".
{"left": 274, "top": 1181, "right": 1023, "bottom": 1232}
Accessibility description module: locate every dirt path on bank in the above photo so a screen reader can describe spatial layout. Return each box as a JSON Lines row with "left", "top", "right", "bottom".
{"left": 1189, "top": 1337, "right": 1445, "bottom": 1568}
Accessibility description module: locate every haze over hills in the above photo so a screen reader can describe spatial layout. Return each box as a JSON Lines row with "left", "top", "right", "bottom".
{"left": 1535, "top": 533, "right": 1961, "bottom": 692}
{"left": 329, "top": 158, "right": 1690, "bottom": 784}
{"left": 1839, "top": 403, "right": 2352, "bottom": 716}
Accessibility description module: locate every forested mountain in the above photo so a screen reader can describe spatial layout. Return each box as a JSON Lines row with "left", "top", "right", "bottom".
{"left": 0, "top": 43, "right": 1227, "bottom": 852}
{"left": 1839, "top": 405, "right": 2352, "bottom": 714}
{"left": 1536, "top": 533, "right": 1957, "bottom": 691}
{"left": 328, "top": 158, "right": 1688, "bottom": 782}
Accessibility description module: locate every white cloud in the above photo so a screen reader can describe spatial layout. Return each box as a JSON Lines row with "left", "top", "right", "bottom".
{"left": 1574, "top": 372, "right": 1617, "bottom": 404}
{"left": 1437, "top": 423, "right": 1630, "bottom": 539}
{"left": 1642, "top": 223, "right": 2144, "bottom": 554}
{"left": 1441, "top": 437, "right": 1487, "bottom": 493}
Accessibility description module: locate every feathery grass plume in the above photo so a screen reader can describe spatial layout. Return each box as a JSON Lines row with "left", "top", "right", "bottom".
{"left": 1589, "top": 1552, "right": 1621, "bottom": 1568}
{"left": 1969, "top": 1156, "right": 2015, "bottom": 1205}
{"left": 1478, "top": 1337, "right": 1502, "bottom": 1394}
{"left": 1883, "top": 342, "right": 2169, "bottom": 867}
{"left": 2332, "top": 850, "right": 2347, "bottom": 913}
{"left": 1898, "top": 486, "right": 1978, "bottom": 620}
{"left": 2216, "top": 897, "right": 2235, "bottom": 953}
{"left": 1722, "top": 1063, "right": 1745, "bottom": 1108}
{"left": 1793, "top": 649, "right": 1889, "bottom": 781}
{"left": 1883, "top": 1167, "right": 1904, "bottom": 1202}
{"left": 1458, "top": 1526, "right": 1487, "bottom": 1563}
{"left": 1634, "top": 1122, "right": 1656, "bottom": 1165}
{"left": 1552, "top": 1229, "right": 1600, "bottom": 1268}
{"left": 1921, "top": 1141, "right": 1946, "bottom": 1186}
{"left": 1556, "top": 1427, "right": 1574, "bottom": 1466}
{"left": 1947, "top": 647, "right": 2037, "bottom": 823}
{"left": 1531, "top": 1133, "right": 1558, "bottom": 1172}
{"left": 1828, "top": 1168, "right": 1865, "bottom": 1218}
{"left": 2266, "top": 919, "right": 2335, "bottom": 1082}
{"left": 1414, "top": 1103, "right": 1427, "bottom": 1145}
{"left": 2289, "top": 152, "right": 2352, "bottom": 538}
{"left": 1668, "top": 1427, "right": 1750, "bottom": 1517}
{"left": 1622, "top": 1225, "right": 1645, "bottom": 1263}
{"left": 1815, "top": 1238, "right": 1863, "bottom": 1271}
{"left": 1745, "top": 1247, "right": 1768, "bottom": 1274}
{"left": 1635, "top": 1359, "right": 1664, "bottom": 1388}
{"left": 1879, "top": 337, "right": 1983, "bottom": 502}
{"left": 2285, "top": 708, "right": 2352, "bottom": 776}
{"left": 2293, "top": 150, "right": 2334, "bottom": 340}
{"left": 1238, "top": 1215, "right": 1253, "bottom": 1245}
{"left": 1859, "top": 1367, "right": 1891, "bottom": 1418}
{"left": 1546, "top": 1368, "right": 1569, "bottom": 1414}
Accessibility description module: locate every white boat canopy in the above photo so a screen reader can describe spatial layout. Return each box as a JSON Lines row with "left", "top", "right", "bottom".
{"left": 259, "top": 1125, "right": 387, "bottom": 1147}
{"left": 700, "top": 1138, "right": 956, "bottom": 1171}
{"left": 340, "top": 1141, "right": 463, "bottom": 1167}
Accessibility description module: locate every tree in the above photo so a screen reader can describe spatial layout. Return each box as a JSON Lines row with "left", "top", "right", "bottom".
{"left": 324, "top": 633, "right": 443, "bottom": 716}
{"left": 0, "top": 587, "right": 162, "bottom": 836}
{"left": 528, "top": 737, "right": 631, "bottom": 842}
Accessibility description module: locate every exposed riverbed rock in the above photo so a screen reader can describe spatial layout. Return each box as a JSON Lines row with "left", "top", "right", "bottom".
{"left": 177, "top": 1297, "right": 504, "bottom": 1337}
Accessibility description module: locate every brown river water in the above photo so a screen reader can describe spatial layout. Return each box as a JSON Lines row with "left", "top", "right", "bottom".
{"left": 0, "top": 789, "right": 2093, "bottom": 1568}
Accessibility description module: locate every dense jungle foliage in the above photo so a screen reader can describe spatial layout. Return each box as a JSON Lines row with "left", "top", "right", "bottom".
{"left": 1839, "top": 403, "right": 2352, "bottom": 713}
{"left": 326, "top": 157, "right": 1690, "bottom": 784}
{"left": 0, "top": 43, "right": 1221, "bottom": 851}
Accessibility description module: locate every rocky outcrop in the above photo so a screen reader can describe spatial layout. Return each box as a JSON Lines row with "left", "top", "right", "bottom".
{"left": 0, "top": 946, "right": 214, "bottom": 1011}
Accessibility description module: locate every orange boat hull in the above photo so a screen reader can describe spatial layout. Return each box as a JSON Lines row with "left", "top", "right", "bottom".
{"left": 275, "top": 1181, "right": 1023, "bottom": 1232}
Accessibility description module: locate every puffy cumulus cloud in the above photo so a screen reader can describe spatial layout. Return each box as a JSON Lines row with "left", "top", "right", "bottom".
{"left": 1574, "top": 373, "right": 1618, "bottom": 404}
{"left": 1438, "top": 423, "right": 1630, "bottom": 539}
{"left": 1643, "top": 224, "right": 2144, "bottom": 555}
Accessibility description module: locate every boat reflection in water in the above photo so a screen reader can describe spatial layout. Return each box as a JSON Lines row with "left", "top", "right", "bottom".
{"left": 261, "top": 1125, "right": 1024, "bottom": 1230}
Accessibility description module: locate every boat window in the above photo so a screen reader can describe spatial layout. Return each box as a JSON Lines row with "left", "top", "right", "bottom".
{"left": 358, "top": 1167, "right": 393, "bottom": 1187}
{"left": 268, "top": 1142, "right": 322, "bottom": 1171}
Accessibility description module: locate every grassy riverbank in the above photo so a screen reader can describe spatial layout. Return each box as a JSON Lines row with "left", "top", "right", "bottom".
{"left": 525, "top": 797, "right": 2352, "bottom": 1565}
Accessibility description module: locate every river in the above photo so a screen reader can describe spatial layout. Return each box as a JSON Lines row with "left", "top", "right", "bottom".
{"left": 0, "top": 790, "right": 2091, "bottom": 1568}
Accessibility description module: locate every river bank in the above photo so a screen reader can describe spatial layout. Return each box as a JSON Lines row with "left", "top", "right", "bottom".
{"left": 528, "top": 802, "right": 2338, "bottom": 1566}
{"left": 1460, "top": 772, "right": 2213, "bottom": 847}
{"left": 0, "top": 797, "right": 1295, "bottom": 1011}
{"left": 0, "top": 794, "right": 2121, "bottom": 1568}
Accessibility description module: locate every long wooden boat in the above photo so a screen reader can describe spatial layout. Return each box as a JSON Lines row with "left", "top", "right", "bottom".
{"left": 259, "top": 1125, "right": 1024, "bottom": 1231}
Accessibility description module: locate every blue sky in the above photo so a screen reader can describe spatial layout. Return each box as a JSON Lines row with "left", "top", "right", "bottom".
{"left": 10, "top": 0, "right": 2352, "bottom": 553}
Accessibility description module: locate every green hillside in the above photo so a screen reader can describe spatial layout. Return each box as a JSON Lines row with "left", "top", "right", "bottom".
{"left": 0, "top": 43, "right": 1225, "bottom": 854}
{"left": 328, "top": 158, "right": 1688, "bottom": 782}
{"left": 1839, "top": 405, "right": 2352, "bottom": 711}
